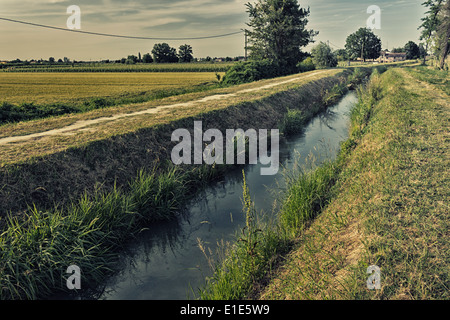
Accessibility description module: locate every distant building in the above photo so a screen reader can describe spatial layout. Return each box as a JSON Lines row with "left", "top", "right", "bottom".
{"left": 377, "top": 50, "right": 407, "bottom": 63}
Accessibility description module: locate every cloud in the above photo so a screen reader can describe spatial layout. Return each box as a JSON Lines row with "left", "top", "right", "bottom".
{"left": 0, "top": 0, "right": 428, "bottom": 60}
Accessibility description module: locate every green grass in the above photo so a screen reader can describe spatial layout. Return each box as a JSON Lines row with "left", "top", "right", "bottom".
{"left": 258, "top": 66, "right": 449, "bottom": 300}
{"left": 403, "top": 65, "right": 449, "bottom": 95}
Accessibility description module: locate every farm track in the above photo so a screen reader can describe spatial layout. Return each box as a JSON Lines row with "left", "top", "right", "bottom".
{"left": 0, "top": 70, "right": 327, "bottom": 146}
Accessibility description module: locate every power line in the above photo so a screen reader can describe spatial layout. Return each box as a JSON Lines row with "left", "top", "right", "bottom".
{"left": 0, "top": 17, "right": 245, "bottom": 40}
{"left": 328, "top": 41, "right": 344, "bottom": 50}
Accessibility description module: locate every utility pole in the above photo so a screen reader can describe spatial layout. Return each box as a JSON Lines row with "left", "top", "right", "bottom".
{"left": 243, "top": 29, "right": 248, "bottom": 61}
{"left": 240, "top": 29, "right": 248, "bottom": 61}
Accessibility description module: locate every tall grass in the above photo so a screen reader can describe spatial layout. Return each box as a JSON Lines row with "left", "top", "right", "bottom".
{"left": 0, "top": 165, "right": 203, "bottom": 300}
{"left": 198, "top": 171, "right": 290, "bottom": 300}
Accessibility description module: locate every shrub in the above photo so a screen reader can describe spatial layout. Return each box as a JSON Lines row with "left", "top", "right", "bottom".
{"left": 296, "top": 57, "right": 316, "bottom": 73}
{"left": 221, "top": 59, "right": 280, "bottom": 85}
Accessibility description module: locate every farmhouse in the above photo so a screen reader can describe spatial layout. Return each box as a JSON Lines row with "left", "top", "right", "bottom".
{"left": 377, "top": 50, "right": 407, "bottom": 63}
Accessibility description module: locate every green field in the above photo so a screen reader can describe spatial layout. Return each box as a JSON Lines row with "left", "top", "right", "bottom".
{"left": 0, "top": 62, "right": 234, "bottom": 73}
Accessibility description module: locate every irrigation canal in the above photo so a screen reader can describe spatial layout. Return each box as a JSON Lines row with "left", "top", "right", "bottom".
{"left": 68, "top": 91, "right": 358, "bottom": 300}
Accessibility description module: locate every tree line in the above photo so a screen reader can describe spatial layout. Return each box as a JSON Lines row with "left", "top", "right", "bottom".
{"left": 119, "top": 43, "right": 194, "bottom": 64}
{"left": 223, "top": 0, "right": 449, "bottom": 85}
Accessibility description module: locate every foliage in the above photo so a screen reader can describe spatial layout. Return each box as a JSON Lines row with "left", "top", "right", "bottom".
{"left": 345, "top": 27, "right": 382, "bottom": 61}
{"left": 391, "top": 47, "right": 405, "bottom": 53}
{"left": 419, "top": 0, "right": 449, "bottom": 68}
{"left": 404, "top": 41, "right": 421, "bottom": 59}
{"left": 221, "top": 59, "right": 279, "bottom": 85}
{"left": 178, "top": 44, "right": 194, "bottom": 63}
{"left": 311, "top": 42, "right": 338, "bottom": 68}
{"left": 142, "top": 53, "right": 153, "bottom": 63}
{"left": 126, "top": 55, "right": 138, "bottom": 64}
{"left": 335, "top": 49, "right": 349, "bottom": 61}
{"left": 152, "top": 43, "right": 179, "bottom": 63}
{"left": 296, "top": 57, "right": 316, "bottom": 73}
{"left": 245, "top": 0, "right": 317, "bottom": 75}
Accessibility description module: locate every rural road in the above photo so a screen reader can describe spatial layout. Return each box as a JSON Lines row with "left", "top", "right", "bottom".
{"left": 0, "top": 70, "right": 326, "bottom": 146}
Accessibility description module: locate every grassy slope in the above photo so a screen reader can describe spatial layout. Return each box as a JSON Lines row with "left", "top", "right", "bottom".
{"left": 258, "top": 66, "right": 449, "bottom": 300}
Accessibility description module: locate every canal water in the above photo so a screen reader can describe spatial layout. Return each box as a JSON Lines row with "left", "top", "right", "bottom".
{"left": 93, "top": 91, "right": 358, "bottom": 300}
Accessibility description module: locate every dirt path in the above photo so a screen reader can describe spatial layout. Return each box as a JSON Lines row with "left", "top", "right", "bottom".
{"left": 0, "top": 71, "right": 327, "bottom": 146}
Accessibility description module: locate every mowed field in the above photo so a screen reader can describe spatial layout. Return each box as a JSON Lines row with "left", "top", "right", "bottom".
{"left": 0, "top": 72, "right": 222, "bottom": 106}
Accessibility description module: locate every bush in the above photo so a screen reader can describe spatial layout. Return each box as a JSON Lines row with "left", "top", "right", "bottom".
{"left": 296, "top": 57, "right": 316, "bottom": 73}
{"left": 221, "top": 59, "right": 280, "bottom": 85}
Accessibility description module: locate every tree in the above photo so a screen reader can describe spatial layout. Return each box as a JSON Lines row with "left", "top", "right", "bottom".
{"left": 49, "top": 57, "right": 55, "bottom": 64}
{"left": 345, "top": 27, "right": 382, "bottom": 61}
{"left": 419, "top": 43, "right": 428, "bottom": 60}
{"left": 311, "top": 42, "right": 337, "bottom": 68}
{"left": 178, "top": 44, "right": 194, "bottom": 63}
{"left": 126, "top": 55, "right": 138, "bottom": 64}
{"left": 391, "top": 47, "right": 405, "bottom": 53}
{"left": 335, "top": 49, "right": 349, "bottom": 61}
{"left": 436, "top": 0, "right": 450, "bottom": 69}
{"left": 142, "top": 53, "right": 153, "bottom": 63}
{"left": 245, "top": 0, "right": 318, "bottom": 75}
{"left": 419, "top": 0, "right": 449, "bottom": 68}
{"left": 404, "top": 41, "right": 420, "bottom": 59}
{"left": 152, "top": 43, "right": 178, "bottom": 63}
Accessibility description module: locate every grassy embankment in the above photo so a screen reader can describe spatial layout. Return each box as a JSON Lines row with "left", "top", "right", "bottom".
{"left": 198, "top": 65, "right": 449, "bottom": 300}
{"left": 0, "top": 67, "right": 366, "bottom": 299}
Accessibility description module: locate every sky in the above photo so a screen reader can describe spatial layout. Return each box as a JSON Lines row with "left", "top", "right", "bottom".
{"left": 0, "top": 0, "right": 428, "bottom": 61}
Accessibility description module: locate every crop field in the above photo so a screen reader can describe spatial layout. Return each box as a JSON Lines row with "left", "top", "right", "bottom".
{"left": 0, "top": 72, "right": 225, "bottom": 123}
{"left": 0, "top": 72, "right": 222, "bottom": 105}
{"left": 0, "top": 62, "right": 235, "bottom": 73}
